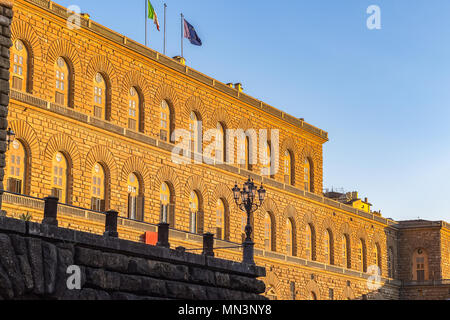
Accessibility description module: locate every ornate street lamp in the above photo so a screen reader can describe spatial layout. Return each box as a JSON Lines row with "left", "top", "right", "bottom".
{"left": 233, "top": 177, "right": 266, "bottom": 265}
{"left": 6, "top": 128, "right": 15, "bottom": 150}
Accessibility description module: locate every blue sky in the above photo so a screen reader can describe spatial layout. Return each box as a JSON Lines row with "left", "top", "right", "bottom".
{"left": 54, "top": 0, "right": 450, "bottom": 222}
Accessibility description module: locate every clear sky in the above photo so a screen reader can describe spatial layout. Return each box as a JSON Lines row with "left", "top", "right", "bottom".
{"left": 53, "top": 0, "right": 450, "bottom": 222}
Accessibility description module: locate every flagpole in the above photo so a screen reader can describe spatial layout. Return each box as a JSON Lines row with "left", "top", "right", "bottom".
{"left": 181, "top": 13, "right": 184, "bottom": 58}
{"left": 145, "top": 0, "right": 148, "bottom": 46}
{"left": 164, "top": 3, "right": 167, "bottom": 55}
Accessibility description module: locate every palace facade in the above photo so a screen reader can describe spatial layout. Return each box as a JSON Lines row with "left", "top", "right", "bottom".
{"left": 2, "top": 0, "right": 449, "bottom": 300}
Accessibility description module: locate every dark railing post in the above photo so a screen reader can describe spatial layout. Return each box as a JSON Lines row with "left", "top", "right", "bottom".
{"left": 156, "top": 222, "right": 170, "bottom": 248}
{"left": 202, "top": 233, "right": 214, "bottom": 257}
{"left": 104, "top": 210, "right": 118, "bottom": 238}
{"left": 243, "top": 239, "right": 255, "bottom": 265}
{"left": 42, "top": 196, "right": 59, "bottom": 227}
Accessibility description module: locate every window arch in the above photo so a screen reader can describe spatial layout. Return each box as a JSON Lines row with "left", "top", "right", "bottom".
{"left": 93, "top": 73, "right": 106, "bottom": 119}
{"left": 387, "top": 246, "right": 395, "bottom": 278}
{"left": 284, "top": 150, "right": 294, "bottom": 185}
{"left": 357, "top": 239, "right": 367, "bottom": 272}
{"left": 412, "top": 248, "right": 429, "bottom": 281}
{"left": 324, "top": 229, "right": 334, "bottom": 265}
{"left": 264, "top": 212, "right": 275, "bottom": 251}
{"left": 160, "top": 182, "right": 175, "bottom": 226}
{"left": 127, "top": 87, "right": 140, "bottom": 131}
{"left": 373, "top": 243, "right": 382, "bottom": 270}
{"left": 215, "top": 122, "right": 226, "bottom": 163}
{"left": 216, "top": 198, "right": 227, "bottom": 240}
{"left": 51, "top": 152, "right": 68, "bottom": 203}
{"left": 5, "top": 139, "right": 27, "bottom": 194}
{"left": 342, "top": 234, "right": 351, "bottom": 269}
{"left": 91, "top": 163, "right": 106, "bottom": 212}
{"left": 55, "top": 57, "right": 70, "bottom": 107}
{"left": 160, "top": 100, "right": 171, "bottom": 141}
{"left": 127, "top": 173, "right": 144, "bottom": 221}
{"left": 304, "top": 158, "right": 313, "bottom": 192}
{"left": 305, "top": 224, "right": 316, "bottom": 260}
{"left": 286, "top": 218, "right": 295, "bottom": 256}
{"left": 189, "top": 190, "right": 203, "bottom": 234}
{"left": 11, "top": 40, "right": 28, "bottom": 92}
{"left": 189, "top": 112, "right": 202, "bottom": 154}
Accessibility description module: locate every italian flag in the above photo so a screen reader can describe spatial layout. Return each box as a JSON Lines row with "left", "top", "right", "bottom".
{"left": 148, "top": 0, "right": 160, "bottom": 31}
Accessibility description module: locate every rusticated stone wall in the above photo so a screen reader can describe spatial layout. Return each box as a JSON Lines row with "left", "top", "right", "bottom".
{"left": 0, "top": 0, "right": 13, "bottom": 213}
{"left": 0, "top": 216, "right": 267, "bottom": 300}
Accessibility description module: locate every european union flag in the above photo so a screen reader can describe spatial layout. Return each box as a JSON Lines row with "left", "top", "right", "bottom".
{"left": 183, "top": 18, "right": 202, "bottom": 46}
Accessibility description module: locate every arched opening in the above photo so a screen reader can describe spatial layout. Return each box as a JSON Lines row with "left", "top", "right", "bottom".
{"left": 127, "top": 173, "right": 144, "bottom": 221}
{"left": 189, "top": 111, "right": 202, "bottom": 154}
{"left": 160, "top": 182, "right": 175, "bottom": 226}
{"left": 5, "top": 139, "right": 27, "bottom": 194}
{"left": 284, "top": 150, "right": 294, "bottom": 185}
{"left": 304, "top": 157, "right": 313, "bottom": 192}
{"left": 90, "top": 163, "right": 106, "bottom": 212}
{"left": 412, "top": 248, "right": 429, "bottom": 281}
{"left": 305, "top": 223, "right": 316, "bottom": 261}
{"left": 324, "top": 229, "right": 334, "bottom": 265}
{"left": 54, "top": 57, "right": 70, "bottom": 107}
{"left": 51, "top": 152, "right": 68, "bottom": 204}
{"left": 11, "top": 40, "right": 29, "bottom": 92}
{"left": 358, "top": 239, "right": 367, "bottom": 272}
{"left": 160, "top": 100, "right": 171, "bottom": 141}
{"left": 215, "top": 198, "right": 229, "bottom": 240}
{"left": 93, "top": 73, "right": 106, "bottom": 119}
{"left": 189, "top": 190, "right": 203, "bottom": 234}
{"left": 215, "top": 122, "right": 226, "bottom": 163}
{"left": 127, "top": 87, "right": 141, "bottom": 131}
{"left": 342, "top": 234, "right": 351, "bottom": 269}
{"left": 286, "top": 218, "right": 295, "bottom": 256}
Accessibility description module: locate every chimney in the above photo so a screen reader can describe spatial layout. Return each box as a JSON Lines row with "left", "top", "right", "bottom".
{"left": 234, "top": 83, "right": 243, "bottom": 92}
{"left": 172, "top": 56, "right": 186, "bottom": 66}
{"left": 81, "top": 13, "right": 90, "bottom": 20}
{"left": 364, "top": 197, "right": 368, "bottom": 203}
{"left": 226, "top": 83, "right": 234, "bottom": 88}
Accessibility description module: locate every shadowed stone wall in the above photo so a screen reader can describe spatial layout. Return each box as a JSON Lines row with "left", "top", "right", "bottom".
{"left": 0, "top": 0, "right": 13, "bottom": 214}
{"left": 0, "top": 216, "right": 267, "bottom": 300}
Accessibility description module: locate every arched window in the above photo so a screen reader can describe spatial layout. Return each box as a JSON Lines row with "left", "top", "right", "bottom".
{"left": 128, "top": 87, "right": 140, "bottom": 131}
{"left": 284, "top": 150, "right": 293, "bottom": 185}
{"left": 160, "top": 100, "right": 171, "bottom": 141}
{"left": 93, "top": 73, "right": 106, "bottom": 119}
{"left": 215, "top": 122, "right": 226, "bottom": 163}
{"left": 286, "top": 218, "right": 294, "bottom": 256}
{"left": 304, "top": 158, "right": 313, "bottom": 192}
{"left": 412, "top": 248, "right": 428, "bottom": 281}
{"left": 324, "top": 230, "right": 333, "bottom": 265}
{"left": 305, "top": 224, "right": 314, "bottom": 260}
{"left": 310, "top": 292, "right": 317, "bottom": 300}
{"left": 343, "top": 234, "right": 351, "bottom": 269}
{"left": 216, "top": 199, "right": 225, "bottom": 240}
{"left": 189, "top": 112, "right": 201, "bottom": 154}
{"left": 264, "top": 212, "right": 273, "bottom": 251}
{"left": 373, "top": 243, "right": 381, "bottom": 270}
{"left": 189, "top": 191, "right": 203, "bottom": 234}
{"left": 357, "top": 239, "right": 367, "bottom": 272}
{"left": 127, "top": 173, "right": 144, "bottom": 221}
{"left": 11, "top": 40, "right": 28, "bottom": 92}
{"left": 51, "top": 152, "right": 68, "bottom": 203}
{"left": 91, "top": 163, "right": 105, "bottom": 212}
{"left": 55, "top": 57, "right": 69, "bottom": 106}
{"left": 6, "top": 140, "right": 26, "bottom": 194}
{"left": 160, "top": 182, "right": 175, "bottom": 226}
{"left": 387, "top": 247, "right": 395, "bottom": 278}
{"left": 262, "top": 142, "right": 271, "bottom": 177}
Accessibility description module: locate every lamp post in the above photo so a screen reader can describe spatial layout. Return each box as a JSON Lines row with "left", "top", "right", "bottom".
{"left": 232, "top": 177, "right": 266, "bottom": 265}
